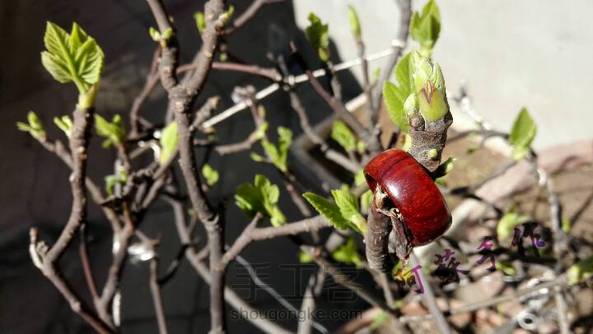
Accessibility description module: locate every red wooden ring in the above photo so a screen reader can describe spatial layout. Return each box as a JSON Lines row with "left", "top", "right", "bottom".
{"left": 364, "top": 149, "right": 451, "bottom": 245}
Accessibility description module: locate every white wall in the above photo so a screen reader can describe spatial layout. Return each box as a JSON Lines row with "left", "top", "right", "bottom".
{"left": 294, "top": 0, "right": 593, "bottom": 149}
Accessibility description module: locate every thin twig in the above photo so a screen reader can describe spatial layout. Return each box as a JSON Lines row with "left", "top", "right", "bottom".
{"left": 150, "top": 258, "right": 169, "bottom": 334}
{"left": 410, "top": 252, "right": 451, "bottom": 333}
{"left": 79, "top": 223, "right": 100, "bottom": 307}
{"left": 224, "top": 0, "right": 278, "bottom": 34}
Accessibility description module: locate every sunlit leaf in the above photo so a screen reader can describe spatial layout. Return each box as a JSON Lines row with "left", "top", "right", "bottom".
{"left": 95, "top": 114, "right": 124, "bottom": 148}
{"left": 567, "top": 255, "right": 593, "bottom": 285}
{"left": 509, "top": 107, "right": 537, "bottom": 160}
{"left": 201, "top": 164, "right": 219, "bottom": 186}
{"left": 410, "top": 0, "right": 441, "bottom": 52}
{"left": 41, "top": 22, "right": 104, "bottom": 94}
{"left": 331, "top": 121, "right": 357, "bottom": 152}
{"left": 235, "top": 175, "right": 286, "bottom": 227}
{"left": 303, "top": 192, "right": 350, "bottom": 230}
{"left": 347, "top": 5, "right": 362, "bottom": 40}
{"left": 331, "top": 237, "right": 362, "bottom": 267}
{"left": 305, "top": 13, "right": 330, "bottom": 62}
{"left": 160, "top": 121, "right": 178, "bottom": 164}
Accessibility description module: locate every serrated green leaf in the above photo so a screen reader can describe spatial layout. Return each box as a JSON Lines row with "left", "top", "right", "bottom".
{"left": 331, "top": 121, "right": 357, "bottom": 152}
{"left": 95, "top": 114, "right": 124, "bottom": 148}
{"left": 332, "top": 185, "right": 366, "bottom": 234}
{"left": 394, "top": 52, "right": 413, "bottom": 94}
{"left": 509, "top": 108, "right": 537, "bottom": 160}
{"left": 567, "top": 255, "right": 593, "bottom": 285}
{"left": 496, "top": 211, "right": 530, "bottom": 241}
{"left": 347, "top": 5, "right": 362, "bottom": 40}
{"left": 410, "top": 0, "right": 441, "bottom": 52}
{"left": 41, "top": 52, "right": 71, "bottom": 83}
{"left": 17, "top": 111, "right": 46, "bottom": 140}
{"left": 235, "top": 175, "right": 286, "bottom": 227}
{"left": 383, "top": 82, "right": 410, "bottom": 133}
{"left": 42, "top": 22, "right": 104, "bottom": 94}
{"left": 201, "top": 164, "right": 219, "bottom": 186}
{"left": 305, "top": 13, "right": 330, "bottom": 62}
{"left": 303, "top": 192, "right": 351, "bottom": 230}
{"left": 194, "top": 11, "right": 206, "bottom": 33}
{"left": 331, "top": 237, "right": 362, "bottom": 267}
{"left": 160, "top": 121, "right": 178, "bottom": 164}
{"left": 383, "top": 52, "right": 413, "bottom": 132}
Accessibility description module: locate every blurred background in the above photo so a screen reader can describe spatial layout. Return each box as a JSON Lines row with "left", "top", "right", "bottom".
{"left": 1, "top": 0, "right": 592, "bottom": 333}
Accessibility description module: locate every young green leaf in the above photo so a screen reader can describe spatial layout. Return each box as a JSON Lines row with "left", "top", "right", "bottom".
{"left": 370, "top": 311, "right": 390, "bottom": 330}
{"left": 194, "top": 12, "right": 206, "bottom": 33}
{"left": 53, "top": 115, "right": 73, "bottom": 137}
{"left": 16, "top": 111, "right": 46, "bottom": 141}
{"left": 347, "top": 5, "right": 362, "bottom": 40}
{"left": 201, "top": 164, "right": 219, "bottom": 186}
{"left": 260, "top": 126, "right": 292, "bottom": 172}
{"left": 221, "top": 5, "right": 235, "bottom": 24}
{"left": 104, "top": 170, "right": 127, "bottom": 196}
{"left": 148, "top": 27, "right": 161, "bottom": 41}
{"left": 410, "top": 0, "right": 441, "bottom": 52}
{"left": 41, "top": 22, "right": 104, "bottom": 94}
{"left": 305, "top": 13, "right": 330, "bottom": 62}
{"left": 432, "top": 156, "right": 456, "bottom": 179}
{"left": 384, "top": 82, "right": 410, "bottom": 133}
{"left": 360, "top": 189, "right": 373, "bottom": 214}
{"left": 496, "top": 211, "right": 530, "bottom": 241}
{"left": 161, "top": 28, "right": 173, "bottom": 41}
{"left": 95, "top": 114, "right": 125, "bottom": 148}
{"left": 354, "top": 169, "right": 366, "bottom": 186}
{"left": 331, "top": 237, "right": 362, "bottom": 267}
{"left": 383, "top": 52, "right": 413, "bottom": 132}
{"left": 303, "top": 192, "right": 351, "bottom": 230}
{"left": 160, "top": 121, "right": 178, "bottom": 164}
{"left": 235, "top": 175, "right": 286, "bottom": 226}
{"left": 567, "top": 255, "right": 593, "bottom": 285}
{"left": 509, "top": 107, "right": 537, "bottom": 160}
{"left": 495, "top": 260, "right": 517, "bottom": 276}
{"left": 562, "top": 216, "right": 571, "bottom": 234}
{"left": 331, "top": 185, "right": 366, "bottom": 234}
{"left": 298, "top": 249, "right": 314, "bottom": 264}
{"left": 331, "top": 121, "right": 357, "bottom": 152}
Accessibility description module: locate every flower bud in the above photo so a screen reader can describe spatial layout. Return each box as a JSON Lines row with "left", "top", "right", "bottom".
{"left": 411, "top": 52, "right": 449, "bottom": 122}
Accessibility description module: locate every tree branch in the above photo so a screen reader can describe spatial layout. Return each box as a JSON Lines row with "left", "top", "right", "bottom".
{"left": 29, "top": 107, "right": 113, "bottom": 333}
